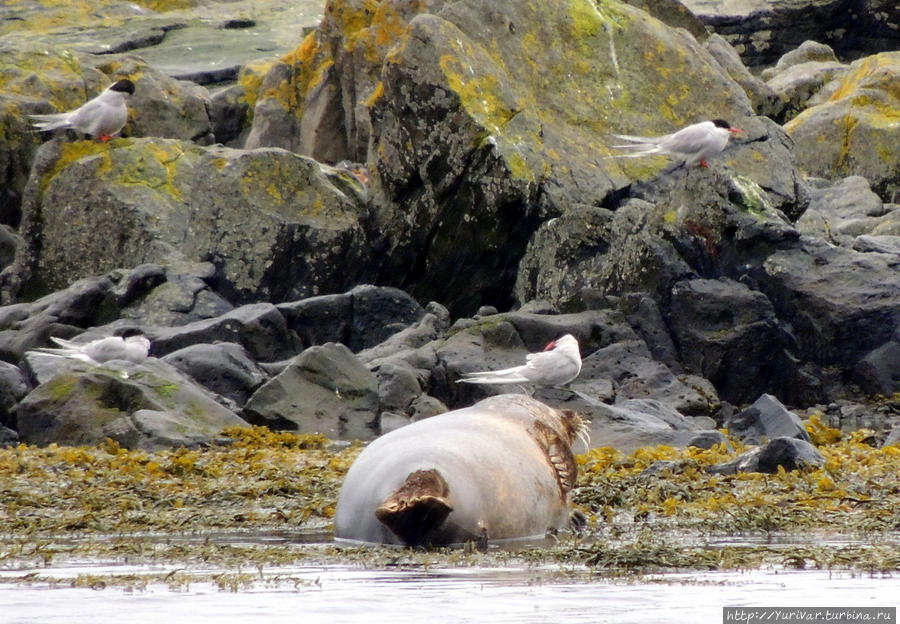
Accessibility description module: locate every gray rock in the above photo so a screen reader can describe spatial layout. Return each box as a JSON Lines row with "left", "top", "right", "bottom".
{"left": 725, "top": 394, "right": 811, "bottom": 445}
{"left": 358, "top": 307, "right": 451, "bottom": 365}
{"left": 514, "top": 207, "right": 616, "bottom": 311}
{"left": 704, "top": 33, "right": 780, "bottom": 116}
{"left": 0, "top": 225, "right": 21, "bottom": 271}
{"left": 373, "top": 360, "right": 423, "bottom": 415}
{"left": 0, "top": 424, "right": 18, "bottom": 447}
{"left": 150, "top": 303, "right": 299, "bottom": 362}
{"left": 707, "top": 437, "right": 825, "bottom": 475}
{"left": 853, "top": 235, "right": 900, "bottom": 256}
{"left": 762, "top": 40, "right": 840, "bottom": 79}
{"left": 7, "top": 138, "right": 370, "bottom": 304}
{"left": 785, "top": 52, "right": 900, "bottom": 197}
{"left": 681, "top": 1, "right": 899, "bottom": 66}
{"left": 764, "top": 60, "right": 848, "bottom": 121}
{"left": 162, "top": 342, "right": 268, "bottom": 407}
{"left": 852, "top": 339, "right": 900, "bottom": 396}
{"left": 760, "top": 238, "right": 900, "bottom": 369}
{"left": 243, "top": 342, "right": 379, "bottom": 440}
{"left": 118, "top": 263, "right": 234, "bottom": 327}
{"left": 0, "top": 275, "right": 117, "bottom": 361}
{"left": 578, "top": 398, "right": 715, "bottom": 453}
{"left": 686, "top": 430, "right": 730, "bottom": 450}
{"left": 884, "top": 424, "right": 900, "bottom": 448}
{"left": 669, "top": 278, "right": 796, "bottom": 404}
{"left": 14, "top": 358, "right": 248, "bottom": 449}
{"left": 277, "top": 285, "right": 427, "bottom": 352}
{"left": 617, "top": 293, "right": 681, "bottom": 370}
{"left": 409, "top": 394, "right": 448, "bottom": 421}
{"left": 797, "top": 176, "right": 893, "bottom": 245}
{"left": 0, "top": 360, "right": 28, "bottom": 427}
{"left": 622, "top": 0, "right": 709, "bottom": 40}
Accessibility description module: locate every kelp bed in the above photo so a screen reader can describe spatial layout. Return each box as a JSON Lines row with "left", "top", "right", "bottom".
{"left": 1, "top": 419, "right": 899, "bottom": 589}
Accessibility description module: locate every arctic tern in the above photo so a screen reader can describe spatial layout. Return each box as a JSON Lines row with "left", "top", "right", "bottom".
{"left": 456, "top": 334, "right": 582, "bottom": 387}
{"left": 32, "top": 332, "right": 150, "bottom": 365}
{"left": 611, "top": 119, "right": 743, "bottom": 167}
{"left": 29, "top": 78, "right": 135, "bottom": 142}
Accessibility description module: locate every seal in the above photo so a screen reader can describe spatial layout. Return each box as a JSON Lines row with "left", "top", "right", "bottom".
{"left": 334, "top": 394, "right": 588, "bottom": 547}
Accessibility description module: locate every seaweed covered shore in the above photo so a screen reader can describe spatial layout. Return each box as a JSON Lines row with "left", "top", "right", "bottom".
{"left": 2, "top": 419, "right": 898, "bottom": 587}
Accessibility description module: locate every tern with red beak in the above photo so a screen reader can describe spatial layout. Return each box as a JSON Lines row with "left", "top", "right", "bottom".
{"left": 611, "top": 119, "right": 743, "bottom": 168}
{"left": 29, "top": 79, "right": 135, "bottom": 142}
{"left": 456, "top": 334, "right": 582, "bottom": 387}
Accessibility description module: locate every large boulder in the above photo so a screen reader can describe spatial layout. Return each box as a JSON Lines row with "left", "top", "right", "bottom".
{"left": 785, "top": 52, "right": 900, "bottom": 197}
{"left": 243, "top": 342, "right": 380, "bottom": 439}
{"left": 669, "top": 278, "right": 796, "bottom": 405}
{"left": 708, "top": 436, "right": 825, "bottom": 475}
{"left": 5, "top": 138, "right": 371, "bottom": 303}
{"left": 583, "top": 398, "right": 718, "bottom": 453}
{"left": 247, "top": 0, "right": 753, "bottom": 314}
{"left": 162, "top": 342, "right": 269, "bottom": 407}
{"left": 14, "top": 357, "right": 248, "bottom": 449}
{"left": 149, "top": 303, "right": 300, "bottom": 362}
{"left": 759, "top": 238, "right": 900, "bottom": 374}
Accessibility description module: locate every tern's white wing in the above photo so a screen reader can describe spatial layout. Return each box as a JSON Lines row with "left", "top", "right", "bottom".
{"left": 82, "top": 336, "right": 132, "bottom": 362}
{"left": 64, "top": 98, "right": 111, "bottom": 132}
{"left": 658, "top": 121, "right": 718, "bottom": 155}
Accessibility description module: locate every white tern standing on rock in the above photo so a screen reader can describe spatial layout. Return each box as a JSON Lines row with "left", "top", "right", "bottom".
{"left": 611, "top": 119, "right": 743, "bottom": 168}
{"left": 29, "top": 78, "right": 135, "bottom": 142}
{"left": 32, "top": 332, "right": 150, "bottom": 365}
{"left": 456, "top": 334, "right": 582, "bottom": 387}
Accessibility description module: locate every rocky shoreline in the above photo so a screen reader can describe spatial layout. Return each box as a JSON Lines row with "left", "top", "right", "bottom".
{"left": 0, "top": 0, "right": 898, "bottom": 488}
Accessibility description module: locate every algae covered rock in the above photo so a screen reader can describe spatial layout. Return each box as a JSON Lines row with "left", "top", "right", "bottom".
{"left": 8, "top": 137, "right": 371, "bottom": 303}
{"left": 243, "top": 342, "right": 379, "bottom": 439}
{"left": 785, "top": 52, "right": 900, "bottom": 197}
{"left": 246, "top": 0, "right": 752, "bottom": 313}
{"left": 13, "top": 138, "right": 207, "bottom": 295}
{"left": 367, "top": 0, "right": 753, "bottom": 313}
{"left": 14, "top": 357, "right": 248, "bottom": 449}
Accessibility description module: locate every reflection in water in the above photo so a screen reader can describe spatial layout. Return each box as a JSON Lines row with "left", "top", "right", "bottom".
{"left": 0, "top": 531, "right": 895, "bottom": 624}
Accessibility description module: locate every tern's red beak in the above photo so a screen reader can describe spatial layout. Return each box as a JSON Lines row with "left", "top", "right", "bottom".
{"left": 544, "top": 340, "right": 557, "bottom": 351}
{"left": 729, "top": 127, "right": 744, "bottom": 134}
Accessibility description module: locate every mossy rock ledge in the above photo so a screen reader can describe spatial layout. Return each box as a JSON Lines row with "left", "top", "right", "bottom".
{"left": 15, "top": 357, "right": 248, "bottom": 450}
{"left": 9, "top": 137, "right": 370, "bottom": 304}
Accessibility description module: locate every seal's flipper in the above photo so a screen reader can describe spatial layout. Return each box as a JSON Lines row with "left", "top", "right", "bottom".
{"left": 375, "top": 469, "right": 453, "bottom": 547}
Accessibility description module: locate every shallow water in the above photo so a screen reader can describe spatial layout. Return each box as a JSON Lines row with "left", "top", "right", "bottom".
{"left": 1, "top": 532, "right": 896, "bottom": 623}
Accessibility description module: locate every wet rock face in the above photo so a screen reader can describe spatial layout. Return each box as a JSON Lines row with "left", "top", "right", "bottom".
{"left": 682, "top": 0, "right": 900, "bottom": 67}
{"left": 669, "top": 278, "right": 796, "bottom": 405}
